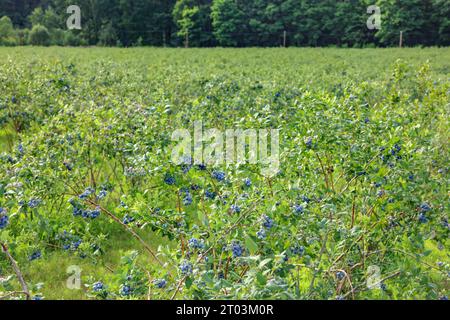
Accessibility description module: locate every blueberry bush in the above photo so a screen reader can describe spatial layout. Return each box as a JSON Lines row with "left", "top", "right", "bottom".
{"left": 0, "top": 47, "right": 449, "bottom": 300}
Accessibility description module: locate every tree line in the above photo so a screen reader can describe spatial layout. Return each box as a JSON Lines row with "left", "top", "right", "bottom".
{"left": 0, "top": 0, "right": 449, "bottom": 47}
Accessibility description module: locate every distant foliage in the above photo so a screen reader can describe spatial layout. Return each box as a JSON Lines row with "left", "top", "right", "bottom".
{"left": 0, "top": 0, "right": 449, "bottom": 46}
{"left": 29, "top": 24, "right": 50, "bottom": 46}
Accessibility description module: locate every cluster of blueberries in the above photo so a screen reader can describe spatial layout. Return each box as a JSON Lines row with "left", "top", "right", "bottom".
{"left": 58, "top": 231, "right": 83, "bottom": 251}
{"left": 0, "top": 208, "right": 8, "bottom": 229}
{"left": 188, "top": 238, "right": 205, "bottom": 250}
{"left": 179, "top": 188, "right": 193, "bottom": 206}
{"left": 122, "top": 214, "right": 135, "bottom": 225}
{"left": 92, "top": 281, "right": 104, "bottom": 292}
{"left": 28, "top": 198, "right": 42, "bottom": 209}
{"left": 180, "top": 260, "right": 193, "bottom": 275}
{"left": 153, "top": 278, "right": 167, "bottom": 289}
{"left": 231, "top": 242, "right": 244, "bottom": 258}
{"left": 29, "top": 250, "right": 42, "bottom": 261}
{"left": 418, "top": 202, "right": 432, "bottom": 224}
{"left": 212, "top": 171, "right": 226, "bottom": 182}
{"left": 380, "top": 144, "right": 403, "bottom": 165}
{"left": 120, "top": 285, "right": 132, "bottom": 296}
{"left": 257, "top": 215, "right": 274, "bottom": 240}
{"left": 70, "top": 196, "right": 101, "bottom": 219}
{"left": 230, "top": 204, "right": 241, "bottom": 214}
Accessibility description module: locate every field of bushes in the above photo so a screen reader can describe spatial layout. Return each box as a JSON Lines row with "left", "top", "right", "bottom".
{"left": 0, "top": 47, "right": 449, "bottom": 300}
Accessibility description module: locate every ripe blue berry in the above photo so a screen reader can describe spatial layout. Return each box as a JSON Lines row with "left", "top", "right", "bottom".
{"left": 305, "top": 137, "right": 313, "bottom": 149}
{"left": 188, "top": 238, "right": 204, "bottom": 250}
{"left": 28, "top": 198, "right": 42, "bottom": 208}
{"left": 123, "top": 214, "right": 135, "bottom": 225}
{"left": 212, "top": 171, "right": 225, "bottom": 182}
{"left": 230, "top": 204, "right": 241, "bottom": 214}
{"left": 293, "top": 204, "right": 304, "bottom": 214}
{"left": 336, "top": 271, "right": 345, "bottom": 280}
{"left": 418, "top": 213, "right": 428, "bottom": 224}
{"left": 29, "top": 250, "right": 42, "bottom": 261}
{"left": 180, "top": 260, "right": 193, "bottom": 275}
{"left": 120, "top": 285, "right": 132, "bottom": 296}
{"left": 93, "top": 281, "right": 104, "bottom": 292}
{"left": 205, "top": 190, "right": 216, "bottom": 200}
{"left": 164, "top": 174, "right": 176, "bottom": 185}
{"left": 79, "top": 187, "right": 94, "bottom": 200}
{"left": 419, "top": 203, "right": 431, "bottom": 212}
{"left": 231, "top": 242, "right": 244, "bottom": 258}
{"left": 0, "top": 211, "right": 9, "bottom": 229}
{"left": 256, "top": 228, "right": 266, "bottom": 240}
{"left": 97, "top": 190, "right": 108, "bottom": 199}
{"left": 182, "top": 191, "right": 193, "bottom": 206}
{"left": 291, "top": 245, "right": 305, "bottom": 256}
{"left": 262, "top": 215, "right": 274, "bottom": 229}
{"left": 154, "top": 279, "right": 167, "bottom": 289}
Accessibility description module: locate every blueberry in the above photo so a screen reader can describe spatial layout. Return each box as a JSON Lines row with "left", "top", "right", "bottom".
{"left": 305, "top": 137, "right": 313, "bottom": 149}
{"left": 231, "top": 242, "right": 243, "bottom": 258}
{"left": 97, "top": 190, "right": 108, "bottom": 199}
{"left": 419, "top": 203, "right": 431, "bottom": 212}
{"left": 164, "top": 174, "right": 176, "bottom": 185}
{"left": 120, "top": 285, "right": 132, "bottom": 296}
{"left": 256, "top": 229, "right": 266, "bottom": 240}
{"left": 205, "top": 190, "right": 216, "bottom": 200}
{"left": 154, "top": 279, "right": 167, "bottom": 289}
{"left": 79, "top": 187, "right": 95, "bottom": 200}
{"left": 418, "top": 213, "right": 428, "bottom": 223}
{"left": 262, "top": 215, "right": 274, "bottom": 229}
{"left": 293, "top": 204, "right": 304, "bottom": 214}
{"left": 212, "top": 171, "right": 225, "bottom": 182}
{"left": 123, "top": 214, "right": 135, "bottom": 225}
{"left": 377, "top": 190, "right": 385, "bottom": 197}
{"left": 180, "top": 261, "right": 193, "bottom": 275}
{"left": 72, "top": 240, "right": 82, "bottom": 250}
{"left": 230, "top": 204, "right": 241, "bottom": 214}
{"left": 28, "top": 198, "right": 42, "bottom": 208}
{"left": 182, "top": 192, "right": 193, "bottom": 206}
{"left": 291, "top": 245, "right": 305, "bottom": 256}
{"left": 243, "top": 178, "right": 252, "bottom": 187}
{"left": 89, "top": 208, "right": 101, "bottom": 219}
{"left": 93, "top": 281, "right": 104, "bottom": 292}
{"left": 0, "top": 212, "right": 9, "bottom": 229}
{"left": 301, "top": 195, "right": 311, "bottom": 203}
{"left": 29, "top": 250, "right": 42, "bottom": 261}
{"left": 188, "top": 238, "right": 204, "bottom": 250}
{"left": 336, "top": 271, "right": 345, "bottom": 280}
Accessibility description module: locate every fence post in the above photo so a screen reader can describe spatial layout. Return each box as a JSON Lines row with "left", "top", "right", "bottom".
{"left": 399, "top": 31, "right": 403, "bottom": 48}
{"left": 283, "top": 30, "right": 287, "bottom": 47}
{"left": 185, "top": 31, "right": 189, "bottom": 48}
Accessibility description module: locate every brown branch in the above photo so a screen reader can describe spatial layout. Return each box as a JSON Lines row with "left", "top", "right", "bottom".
{"left": 87, "top": 200, "right": 165, "bottom": 268}
{"left": 0, "top": 242, "right": 30, "bottom": 300}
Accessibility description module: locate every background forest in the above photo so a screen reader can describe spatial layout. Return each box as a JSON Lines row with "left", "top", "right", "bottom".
{"left": 0, "top": 0, "right": 449, "bottom": 47}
